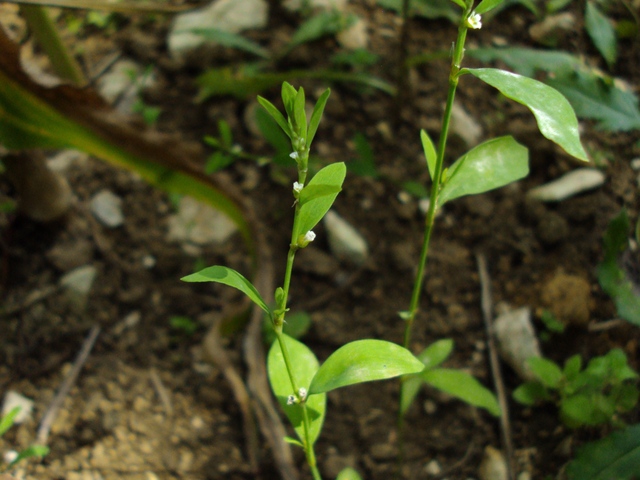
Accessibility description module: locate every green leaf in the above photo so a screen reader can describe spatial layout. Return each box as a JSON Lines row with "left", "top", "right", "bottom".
{"left": 255, "top": 106, "right": 291, "bottom": 157}
{"left": 400, "top": 339, "right": 455, "bottom": 415}
{"left": 377, "top": 0, "right": 460, "bottom": 23}
{"left": 9, "top": 444, "right": 49, "bottom": 466}
{"left": 337, "top": 467, "right": 363, "bottom": 480}
{"left": 474, "top": 0, "right": 506, "bottom": 15}
{"left": 298, "top": 184, "right": 342, "bottom": 206}
{"left": 597, "top": 210, "right": 640, "bottom": 326}
{"left": 296, "top": 163, "right": 346, "bottom": 238}
{"left": 288, "top": 11, "right": 355, "bottom": 51}
{"left": 307, "top": 88, "right": 330, "bottom": 147}
{"left": 564, "top": 355, "right": 583, "bottom": 381}
{"left": 181, "top": 28, "right": 270, "bottom": 59}
{"left": 420, "top": 368, "right": 501, "bottom": 416}
{"left": 513, "top": 381, "right": 551, "bottom": 406}
{"left": 181, "top": 266, "right": 271, "bottom": 316}
{"left": 585, "top": 1, "right": 617, "bottom": 68}
{"left": 257, "top": 96, "right": 292, "bottom": 140}
{"left": 0, "top": 406, "right": 20, "bottom": 437}
{"left": 267, "top": 335, "right": 326, "bottom": 446}
{"left": 293, "top": 87, "right": 307, "bottom": 139}
{"left": 348, "top": 133, "right": 378, "bottom": 178}
{"left": 420, "top": 129, "right": 437, "bottom": 181}
{"left": 281, "top": 81, "right": 298, "bottom": 119}
{"left": 561, "top": 393, "right": 609, "bottom": 427}
{"left": 546, "top": 68, "right": 640, "bottom": 132}
{"left": 528, "top": 357, "right": 563, "bottom": 389}
{"left": 308, "top": 340, "right": 425, "bottom": 394}
{"left": 197, "top": 66, "right": 395, "bottom": 100}
{"left": 438, "top": 136, "right": 529, "bottom": 206}
{"left": 567, "top": 423, "right": 640, "bottom": 480}
{"left": 416, "top": 339, "right": 454, "bottom": 369}
{"left": 464, "top": 68, "right": 589, "bottom": 161}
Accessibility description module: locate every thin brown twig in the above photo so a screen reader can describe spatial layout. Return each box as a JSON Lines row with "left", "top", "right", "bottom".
{"left": 149, "top": 367, "right": 173, "bottom": 416}
{"left": 37, "top": 324, "right": 100, "bottom": 445}
{"left": 476, "top": 253, "right": 514, "bottom": 480}
{"left": 203, "top": 314, "right": 260, "bottom": 476}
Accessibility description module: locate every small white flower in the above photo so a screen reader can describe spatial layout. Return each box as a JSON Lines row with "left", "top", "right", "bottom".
{"left": 298, "top": 387, "right": 307, "bottom": 400}
{"left": 303, "top": 231, "right": 316, "bottom": 243}
{"left": 290, "top": 151, "right": 299, "bottom": 160}
{"left": 287, "top": 395, "right": 296, "bottom": 405}
{"left": 293, "top": 182, "right": 303, "bottom": 193}
{"left": 466, "top": 12, "right": 482, "bottom": 29}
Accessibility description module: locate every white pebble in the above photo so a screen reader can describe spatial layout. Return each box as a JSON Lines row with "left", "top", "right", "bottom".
{"left": 494, "top": 307, "right": 541, "bottom": 382}
{"left": 323, "top": 210, "right": 369, "bottom": 266}
{"left": 528, "top": 168, "right": 605, "bottom": 202}
{"left": 2, "top": 391, "right": 34, "bottom": 424}
{"left": 91, "top": 190, "right": 124, "bottom": 228}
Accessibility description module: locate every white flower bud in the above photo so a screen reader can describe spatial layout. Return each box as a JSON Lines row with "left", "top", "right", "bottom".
{"left": 293, "top": 182, "right": 303, "bottom": 193}
{"left": 466, "top": 12, "right": 482, "bottom": 29}
{"left": 298, "top": 387, "right": 307, "bottom": 400}
{"left": 287, "top": 395, "right": 296, "bottom": 405}
{"left": 290, "top": 151, "right": 299, "bottom": 160}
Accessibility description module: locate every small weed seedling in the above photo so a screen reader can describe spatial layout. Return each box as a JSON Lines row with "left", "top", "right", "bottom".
{"left": 513, "top": 350, "right": 639, "bottom": 428}
{"left": 182, "top": 0, "right": 590, "bottom": 476}
{"left": 0, "top": 407, "right": 49, "bottom": 472}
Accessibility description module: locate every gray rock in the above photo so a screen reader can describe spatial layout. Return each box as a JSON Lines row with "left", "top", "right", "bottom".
{"left": 494, "top": 307, "right": 541, "bottom": 382}
{"left": 336, "top": 16, "right": 368, "bottom": 50}
{"left": 91, "top": 190, "right": 124, "bottom": 228}
{"left": 2, "top": 390, "right": 34, "bottom": 424}
{"left": 323, "top": 210, "right": 368, "bottom": 266}
{"left": 528, "top": 168, "right": 605, "bottom": 202}
{"left": 478, "top": 446, "right": 508, "bottom": 480}
{"left": 59, "top": 265, "right": 97, "bottom": 311}
{"left": 450, "top": 101, "right": 483, "bottom": 148}
{"left": 166, "top": 196, "right": 238, "bottom": 247}
{"left": 168, "top": 0, "right": 269, "bottom": 60}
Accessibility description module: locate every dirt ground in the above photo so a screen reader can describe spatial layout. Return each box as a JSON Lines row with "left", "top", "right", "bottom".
{"left": 1, "top": 1, "right": 639, "bottom": 479}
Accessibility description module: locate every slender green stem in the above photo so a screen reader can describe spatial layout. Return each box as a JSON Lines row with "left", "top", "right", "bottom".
{"left": 20, "top": 5, "right": 86, "bottom": 86}
{"left": 402, "top": 4, "right": 473, "bottom": 350}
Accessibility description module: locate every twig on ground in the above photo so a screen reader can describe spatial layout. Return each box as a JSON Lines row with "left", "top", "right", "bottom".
{"left": 588, "top": 318, "right": 625, "bottom": 331}
{"left": 37, "top": 324, "right": 100, "bottom": 445}
{"left": 476, "top": 253, "right": 515, "bottom": 480}
{"left": 203, "top": 314, "right": 259, "bottom": 475}
{"left": 149, "top": 367, "right": 173, "bottom": 416}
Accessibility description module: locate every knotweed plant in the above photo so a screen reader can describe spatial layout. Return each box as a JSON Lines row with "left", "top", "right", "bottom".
{"left": 182, "top": 0, "right": 588, "bottom": 477}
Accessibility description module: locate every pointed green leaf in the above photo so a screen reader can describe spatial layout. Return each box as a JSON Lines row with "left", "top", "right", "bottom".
{"left": 181, "top": 266, "right": 270, "bottom": 316}
{"left": 564, "top": 355, "right": 583, "bottom": 381}
{"left": 474, "top": 0, "right": 506, "bottom": 14}
{"left": 307, "top": 88, "right": 331, "bottom": 147}
{"left": 438, "top": 136, "right": 529, "bottom": 206}
{"left": 567, "top": 423, "right": 640, "bottom": 480}
{"left": 298, "top": 184, "right": 342, "bottom": 206}
{"left": 337, "top": 467, "right": 363, "bottom": 480}
{"left": 400, "top": 376, "right": 423, "bottom": 416}
{"left": 464, "top": 68, "right": 589, "bottom": 161}
{"left": 296, "top": 162, "right": 346, "bottom": 238}
{"left": 513, "top": 381, "right": 551, "bottom": 405}
{"left": 9, "top": 445, "right": 49, "bottom": 466}
{"left": 420, "top": 129, "right": 437, "bottom": 181}
{"left": 528, "top": 357, "right": 563, "bottom": 389}
{"left": 267, "top": 335, "right": 326, "bottom": 446}
{"left": 417, "top": 339, "right": 454, "bottom": 369}
{"left": 0, "top": 407, "right": 20, "bottom": 437}
{"left": 282, "top": 82, "right": 297, "bottom": 119}
{"left": 420, "top": 368, "right": 501, "bottom": 416}
{"left": 181, "top": 28, "right": 270, "bottom": 59}
{"left": 293, "top": 87, "right": 307, "bottom": 139}
{"left": 308, "top": 340, "right": 425, "bottom": 394}
{"left": 585, "top": 1, "right": 617, "bottom": 68}
{"left": 284, "top": 436, "right": 304, "bottom": 447}
{"left": 257, "top": 96, "right": 292, "bottom": 140}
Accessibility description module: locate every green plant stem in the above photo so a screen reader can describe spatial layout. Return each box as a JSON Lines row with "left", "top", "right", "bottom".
{"left": 402, "top": 5, "right": 472, "bottom": 350}
{"left": 273, "top": 182, "right": 322, "bottom": 480}
{"left": 20, "top": 5, "right": 86, "bottom": 86}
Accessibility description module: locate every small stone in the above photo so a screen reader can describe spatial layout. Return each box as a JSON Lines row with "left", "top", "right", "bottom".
{"left": 450, "top": 101, "right": 483, "bottom": 147}
{"left": 323, "top": 210, "right": 369, "bottom": 266}
{"left": 478, "top": 446, "right": 508, "bottom": 480}
{"left": 630, "top": 158, "right": 640, "bottom": 170}
{"left": 529, "top": 12, "right": 575, "bottom": 45}
{"left": 90, "top": 190, "right": 124, "bottom": 228}
{"left": 528, "top": 169, "right": 605, "bottom": 202}
{"left": 541, "top": 271, "right": 592, "bottom": 326}
{"left": 2, "top": 391, "right": 34, "bottom": 424}
{"left": 59, "top": 265, "right": 97, "bottom": 311}
{"left": 337, "top": 17, "right": 369, "bottom": 50}
{"left": 424, "top": 459, "right": 442, "bottom": 475}
{"left": 423, "top": 400, "right": 437, "bottom": 414}
{"left": 370, "top": 443, "right": 396, "bottom": 461}
{"left": 494, "top": 307, "right": 541, "bottom": 381}
{"left": 96, "top": 59, "right": 155, "bottom": 113}
{"left": 166, "top": 196, "right": 238, "bottom": 246}
{"left": 47, "top": 238, "right": 94, "bottom": 271}
{"left": 168, "top": 0, "right": 269, "bottom": 60}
